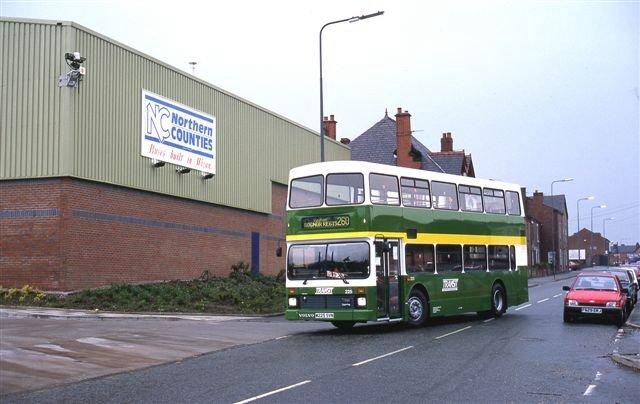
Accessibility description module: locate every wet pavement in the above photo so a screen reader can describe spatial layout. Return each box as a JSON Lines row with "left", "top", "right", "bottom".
{"left": 0, "top": 309, "right": 329, "bottom": 395}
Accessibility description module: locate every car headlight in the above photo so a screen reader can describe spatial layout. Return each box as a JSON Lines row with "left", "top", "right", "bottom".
{"left": 356, "top": 297, "right": 367, "bottom": 307}
{"left": 567, "top": 300, "right": 578, "bottom": 306}
{"left": 288, "top": 297, "right": 297, "bottom": 307}
{"left": 606, "top": 301, "right": 618, "bottom": 307}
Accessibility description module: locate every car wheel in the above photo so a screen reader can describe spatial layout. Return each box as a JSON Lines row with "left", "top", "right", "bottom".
{"left": 407, "top": 289, "right": 428, "bottom": 327}
{"left": 563, "top": 309, "right": 572, "bottom": 323}
{"left": 331, "top": 321, "right": 355, "bottom": 330}
{"left": 490, "top": 284, "right": 506, "bottom": 318}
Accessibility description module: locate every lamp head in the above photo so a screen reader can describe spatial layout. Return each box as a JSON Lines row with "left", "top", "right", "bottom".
{"left": 350, "top": 11, "right": 384, "bottom": 23}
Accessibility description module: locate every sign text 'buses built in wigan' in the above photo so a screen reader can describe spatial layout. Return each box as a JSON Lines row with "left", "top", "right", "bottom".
{"left": 141, "top": 90, "right": 216, "bottom": 175}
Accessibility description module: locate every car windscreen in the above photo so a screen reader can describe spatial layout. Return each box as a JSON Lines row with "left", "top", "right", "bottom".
{"left": 574, "top": 276, "right": 618, "bottom": 291}
{"left": 607, "top": 271, "right": 631, "bottom": 285}
{"left": 287, "top": 242, "right": 370, "bottom": 280}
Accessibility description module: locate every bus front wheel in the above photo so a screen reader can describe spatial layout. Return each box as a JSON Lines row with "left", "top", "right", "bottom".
{"left": 407, "top": 289, "right": 428, "bottom": 327}
{"left": 490, "top": 284, "right": 506, "bottom": 318}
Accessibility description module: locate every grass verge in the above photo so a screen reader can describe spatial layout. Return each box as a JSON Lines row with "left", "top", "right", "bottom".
{"left": 0, "top": 263, "right": 286, "bottom": 315}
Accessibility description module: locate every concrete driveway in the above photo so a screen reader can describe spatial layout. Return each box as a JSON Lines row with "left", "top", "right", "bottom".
{"left": 0, "top": 308, "right": 330, "bottom": 395}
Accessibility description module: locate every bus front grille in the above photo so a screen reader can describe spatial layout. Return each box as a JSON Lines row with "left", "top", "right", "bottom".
{"left": 300, "top": 295, "right": 355, "bottom": 310}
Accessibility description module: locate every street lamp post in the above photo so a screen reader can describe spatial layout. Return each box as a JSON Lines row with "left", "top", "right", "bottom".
{"left": 603, "top": 217, "right": 614, "bottom": 266}
{"left": 589, "top": 204, "right": 606, "bottom": 267}
{"left": 576, "top": 196, "right": 594, "bottom": 265}
{"left": 319, "top": 11, "right": 384, "bottom": 162}
{"left": 550, "top": 178, "right": 573, "bottom": 279}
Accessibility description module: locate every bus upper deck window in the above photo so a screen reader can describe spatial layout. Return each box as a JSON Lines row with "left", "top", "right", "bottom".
{"left": 370, "top": 173, "right": 400, "bottom": 205}
{"left": 326, "top": 173, "right": 365, "bottom": 205}
{"left": 290, "top": 175, "right": 323, "bottom": 208}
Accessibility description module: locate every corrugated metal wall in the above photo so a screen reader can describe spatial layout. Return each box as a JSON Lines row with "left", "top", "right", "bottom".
{"left": 0, "top": 18, "right": 350, "bottom": 214}
{"left": 0, "top": 20, "right": 69, "bottom": 178}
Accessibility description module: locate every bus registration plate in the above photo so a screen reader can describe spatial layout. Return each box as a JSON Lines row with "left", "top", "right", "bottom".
{"left": 315, "top": 313, "right": 335, "bottom": 319}
{"left": 581, "top": 307, "right": 602, "bottom": 314}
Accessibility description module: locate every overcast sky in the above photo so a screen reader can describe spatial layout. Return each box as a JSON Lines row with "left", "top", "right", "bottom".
{"left": 2, "top": 0, "right": 639, "bottom": 244}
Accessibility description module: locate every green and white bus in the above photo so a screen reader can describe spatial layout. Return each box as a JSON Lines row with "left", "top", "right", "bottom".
{"left": 284, "top": 161, "right": 529, "bottom": 329}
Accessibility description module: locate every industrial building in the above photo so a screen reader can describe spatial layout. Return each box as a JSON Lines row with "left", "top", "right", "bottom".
{"left": 0, "top": 17, "right": 349, "bottom": 291}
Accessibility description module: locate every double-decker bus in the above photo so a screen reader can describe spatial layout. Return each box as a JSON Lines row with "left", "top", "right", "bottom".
{"left": 284, "top": 161, "right": 528, "bottom": 329}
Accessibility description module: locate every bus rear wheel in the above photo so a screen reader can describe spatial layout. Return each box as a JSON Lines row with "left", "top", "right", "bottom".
{"left": 331, "top": 321, "right": 355, "bottom": 330}
{"left": 490, "top": 284, "right": 506, "bottom": 318}
{"left": 407, "top": 289, "right": 428, "bottom": 327}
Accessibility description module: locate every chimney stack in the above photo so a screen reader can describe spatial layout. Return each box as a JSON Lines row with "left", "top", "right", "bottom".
{"left": 440, "top": 132, "right": 454, "bottom": 152}
{"left": 395, "top": 108, "right": 421, "bottom": 169}
{"left": 323, "top": 115, "right": 337, "bottom": 141}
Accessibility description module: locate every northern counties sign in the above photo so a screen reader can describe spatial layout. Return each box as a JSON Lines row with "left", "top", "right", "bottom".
{"left": 141, "top": 90, "right": 216, "bottom": 174}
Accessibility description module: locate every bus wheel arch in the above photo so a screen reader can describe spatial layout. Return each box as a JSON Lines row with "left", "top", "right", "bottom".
{"left": 490, "top": 281, "right": 507, "bottom": 317}
{"left": 406, "top": 285, "right": 429, "bottom": 327}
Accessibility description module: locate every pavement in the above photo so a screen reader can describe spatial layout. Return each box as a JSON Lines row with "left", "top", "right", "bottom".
{"left": 611, "top": 303, "right": 640, "bottom": 372}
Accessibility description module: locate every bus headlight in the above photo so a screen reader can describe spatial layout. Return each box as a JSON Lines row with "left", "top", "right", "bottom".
{"left": 567, "top": 300, "right": 578, "bottom": 306}
{"left": 356, "top": 297, "right": 367, "bottom": 307}
{"left": 288, "top": 297, "right": 298, "bottom": 307}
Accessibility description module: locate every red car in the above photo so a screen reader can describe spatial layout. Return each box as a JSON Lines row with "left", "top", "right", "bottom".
{"left": 563, "top": 272, "right": 628, "bottom": 326}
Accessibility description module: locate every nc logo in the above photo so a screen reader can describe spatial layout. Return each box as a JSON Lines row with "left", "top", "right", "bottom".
{"left": 145, "top": 103, "right": 170, "bottom": 142}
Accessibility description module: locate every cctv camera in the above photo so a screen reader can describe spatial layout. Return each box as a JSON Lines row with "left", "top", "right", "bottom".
{"left": 65, "top": 52, "right": 86, "bottom": 70}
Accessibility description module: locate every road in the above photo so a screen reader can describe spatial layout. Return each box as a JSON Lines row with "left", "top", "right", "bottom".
{"left": 4, "top": 273, "right": 638, "bottom": 403}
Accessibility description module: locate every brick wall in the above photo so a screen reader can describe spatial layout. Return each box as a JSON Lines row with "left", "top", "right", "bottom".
{"left": 1, "top": 178, "right": 287, "bottom": 291}
{"left": 525, "top": 192, "right": 569, "bottom": 271}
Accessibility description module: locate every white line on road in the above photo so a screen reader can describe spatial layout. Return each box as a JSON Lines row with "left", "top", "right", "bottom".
{"left": 234, "top": 380, "right": 311, "bottom": 404}
{"left": 435, "top": 326, "right": 472, "bottom": 340}
{"left": 583, "top": 384, "right": 596, "bottom": 396}
{"left": 553, "top": 293, "right": 563, "bottom": 298}
{"left": 514, "top": 304, "right": 532, "bottom": 311}
{"left": 595, "top": 371, "right": 602, "bottom": 381}
{"left": 352, "top": 346, "right": 414, "bottom": 367}
{"left": 537, "top": 298, "right": 549, "bottom": 303}
{"left": 275, "top": 335, "right": 290, "bottom": 340}
{"left": 483, "top": 318, "right": 495, "bottom": 323}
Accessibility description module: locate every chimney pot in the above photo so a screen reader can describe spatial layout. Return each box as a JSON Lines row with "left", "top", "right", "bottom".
{"left": 323, "top": 114, "right": 337, "bottom": 140}
{"left": 397, "top": 107, "right": 402, "bottom": 114}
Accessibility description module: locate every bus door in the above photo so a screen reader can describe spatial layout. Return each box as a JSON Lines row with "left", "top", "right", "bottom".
{"left": 375, "top": 239, "right": 401, "bottom": 319}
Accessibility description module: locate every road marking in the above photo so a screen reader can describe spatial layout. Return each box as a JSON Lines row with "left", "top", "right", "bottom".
{"left": 537, "top": 298, "right": 549, "bottom": 303}
{"left": 275, "top": 335, "right": 290, "bottom": 340}
{"left": 483, "top": 318, "right": 495, "bottom": 323}
{"left": 435, "top": 326, "right": 472, "bottom": 340}
{"left": 583, "top": 384, "right": 596, "bottom": 396}
{"left": 514, "top": 304, "right": 532, "bottom": 311}
{"left": 553, "top": 293, "right": 563, "bottom": 298}
{"left": 234, "top": 380, "right": 311, "bottom": 404}
{"left": 352, "top": 346, "right": 414, "bottom": 367}
{"left": 595, "top": 371, "right": 602, "bottom": 381}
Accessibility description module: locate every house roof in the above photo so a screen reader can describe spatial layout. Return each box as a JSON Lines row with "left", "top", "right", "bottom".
{"left": 543, "top": 195, "right": 568, "bottom": 216}
{"left": 429, "top": 153, "right": 465, "bottom": 175}
{"left": 616, "top": 244, "right": 639, "bottom": 254}
{"left": 350, "top": 115, "right": 448, "bottom": 174}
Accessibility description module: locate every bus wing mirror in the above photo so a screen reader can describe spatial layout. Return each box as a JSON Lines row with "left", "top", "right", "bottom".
{"left": 275, "top": 246, "right": 283, "bottom": 257}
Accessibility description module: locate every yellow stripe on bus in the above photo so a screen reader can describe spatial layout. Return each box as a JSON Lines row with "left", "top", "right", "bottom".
{"left": 286, "top": 231, "right": 526, "bottom": 245}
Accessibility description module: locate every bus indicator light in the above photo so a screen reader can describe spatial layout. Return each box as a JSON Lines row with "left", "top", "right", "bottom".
{"left": 356, "top": 287, "right": 365, "bottom": 294}
{"left": 288, "top": 288, "right": 296, "bottom": 295}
